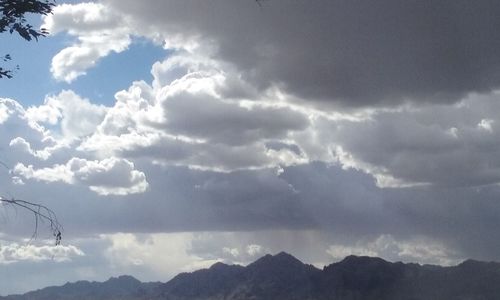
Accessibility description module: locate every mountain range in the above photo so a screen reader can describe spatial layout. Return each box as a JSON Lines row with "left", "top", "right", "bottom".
{"left": 3, "top": 252, "right": 500, "bottom": 300}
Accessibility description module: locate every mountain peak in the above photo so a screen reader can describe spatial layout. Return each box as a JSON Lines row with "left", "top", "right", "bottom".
{"left": 342, "top": 254, "right": 386, "bottom": 262}
{"left": 209, "top": 261, "right": 230, "bottom": 270}
{"left": 249, "top": 251, "right": 304, "bottom": 268}
{"left": 333, "top": 255, "right": 389, "bottom": 268}
{"left": 108, "top": 275, "right": 140, "bottom": 282}
{"left": 275, "top": 251, "right": 297, "bottom": 259}
{"left": 105, "top": 275, "right": 141, "bottom": 286}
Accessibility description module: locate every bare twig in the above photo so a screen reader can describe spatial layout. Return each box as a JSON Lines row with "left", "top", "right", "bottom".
{"left": 0, "top": 160, "right": 8, "bottom": 170}
{"left": 0, "top": 196, "right": 63, "bottom": 245}
{"left": 0, "top": 162, "right": 62, "bottom": 244}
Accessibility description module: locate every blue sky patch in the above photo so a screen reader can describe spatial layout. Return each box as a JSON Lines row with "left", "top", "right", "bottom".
{"left": 0, "top": 33, "right": 166, "bottom": 107}
{"left": 66, "top": 38, "right": 167, "bottom": 106}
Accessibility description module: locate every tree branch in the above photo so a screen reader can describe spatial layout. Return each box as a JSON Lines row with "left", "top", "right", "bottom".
{"left": 0, "top": 162, "right": 62, "bottom": 245}
{"left": 0, "top": 196, "right": 63, "bottom": 245}
{"left": 0, "top": 0, "right": 56, "bottom": 78}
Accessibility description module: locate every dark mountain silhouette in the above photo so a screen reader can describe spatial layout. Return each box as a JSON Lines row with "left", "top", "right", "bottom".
{"left": 156, "top": 252, "right": 320, "bottom": 299}
{"left": 4, "top": 253, "right": 500, "bottom": 300}
{"left": 1, "top": 275, "right": 161, "bottom": 300}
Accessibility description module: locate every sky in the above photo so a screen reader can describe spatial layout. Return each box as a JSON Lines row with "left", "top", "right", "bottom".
{"left": 2, "top": 0, "right": 500, "bottom": 295}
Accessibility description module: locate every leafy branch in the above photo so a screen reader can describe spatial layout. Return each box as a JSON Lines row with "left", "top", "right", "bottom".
{"left": 0, "top": 54, "right": 19, "bottom": 78}
{"left": 0, "top": 0, "right": 55, "bottom": 78}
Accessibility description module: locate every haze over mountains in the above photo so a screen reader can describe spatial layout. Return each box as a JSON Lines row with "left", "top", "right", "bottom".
{"left": 3, "top": 252, "right": 500, "bottom": 300}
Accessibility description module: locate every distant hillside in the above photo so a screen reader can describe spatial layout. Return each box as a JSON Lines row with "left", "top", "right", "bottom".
{"left": 4, "top": 252, "right": 500, "bottom": 300}
{"left": 1, "top": 275, "right": 161, "bottom": 300}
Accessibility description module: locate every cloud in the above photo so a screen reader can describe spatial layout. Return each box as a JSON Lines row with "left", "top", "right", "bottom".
{"left": 101, "top": 0, "right": 500, "bottom": 107}
{"left": 246, "top": 244, "right": 263, "bottom": 257}
{"left": 26, "top": 90, "right": 108, "bottom": 139}
{"left": 9, "top": 137, "right": 53, "bottom": 161}
{"left": 4, "top": 71, "right": 500, "bottom": 267}
{"left": 13, "top": 157, "right": 148, "bottom": 196}
{"left": 41, "top": 2, "right": 500, "bottom": 187}
{"left": 0, "top": 236, "right": 101, "bottom": 295}
{"left": 13, "top": 163, "right": 71, "bottom": 183}
{"left": 0, "top": 98, "right": 67, "bottom": 165}
{"left": 0, "top": 102, "right": 10, "bottom": 124}
{"left": 43, "top": 2, "right": 132, "bottom": 82}
{"left": 37, "top": 2, "right": 500, "bottom": 186}
{"left": 4, "top": 56, "right": 500, "bottom": 271}
{"left": 102, "top": 233, "right": 220, "bottom": 276}
{"left": 77, "top": 54, "right": 310, "bottom": 171}
{"left": 160, "top": 81, "right": 309, "bottom": 146}
{"left": 326, "top": 234, "right": 461, "bottom": 266}
{"left": 0, "top": 242, "right": 84, "bottom": 264}
{"left": 324, "top": 93, "right": 500, "bottom": 187}
{"left": 5, "top": 159, "right": 484, "bottom": 264}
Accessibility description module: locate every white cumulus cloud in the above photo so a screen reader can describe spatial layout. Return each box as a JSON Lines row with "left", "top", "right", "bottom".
{"left": 0, "top": 242, "right": 84, "bottom": 264}
{"left": 327, "top": 234, "right": 461, "bottom": 266}
{"left": 26, "top": 90, "right": 108, "bottom": 139}
{"left": 43, "top": 2, "right": 132, "bottom": 82}
{"left": 13, "top": 157, "right": 148, "bottom": 196}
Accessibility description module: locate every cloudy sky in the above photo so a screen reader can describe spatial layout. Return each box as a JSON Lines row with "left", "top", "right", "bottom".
{"left": 2, "top": 0, "right": 500, "bottom": 295}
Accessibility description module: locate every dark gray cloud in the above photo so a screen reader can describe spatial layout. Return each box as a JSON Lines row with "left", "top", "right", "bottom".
{"left": 107, "top": 0, "right": 500, "bottom": 106}
{"left": 4, "top": 159, "right": 500, "bottom": 263}
{"left": 163, "top": 90, "right": 309, "bottom": 146}
{"left": 324, "top": 94, "right": 500, "bottom": 187}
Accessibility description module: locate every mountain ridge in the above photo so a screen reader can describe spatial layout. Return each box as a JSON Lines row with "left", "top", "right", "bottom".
{"left": 4, "top": 253, "right": 500, "bottom": 300}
